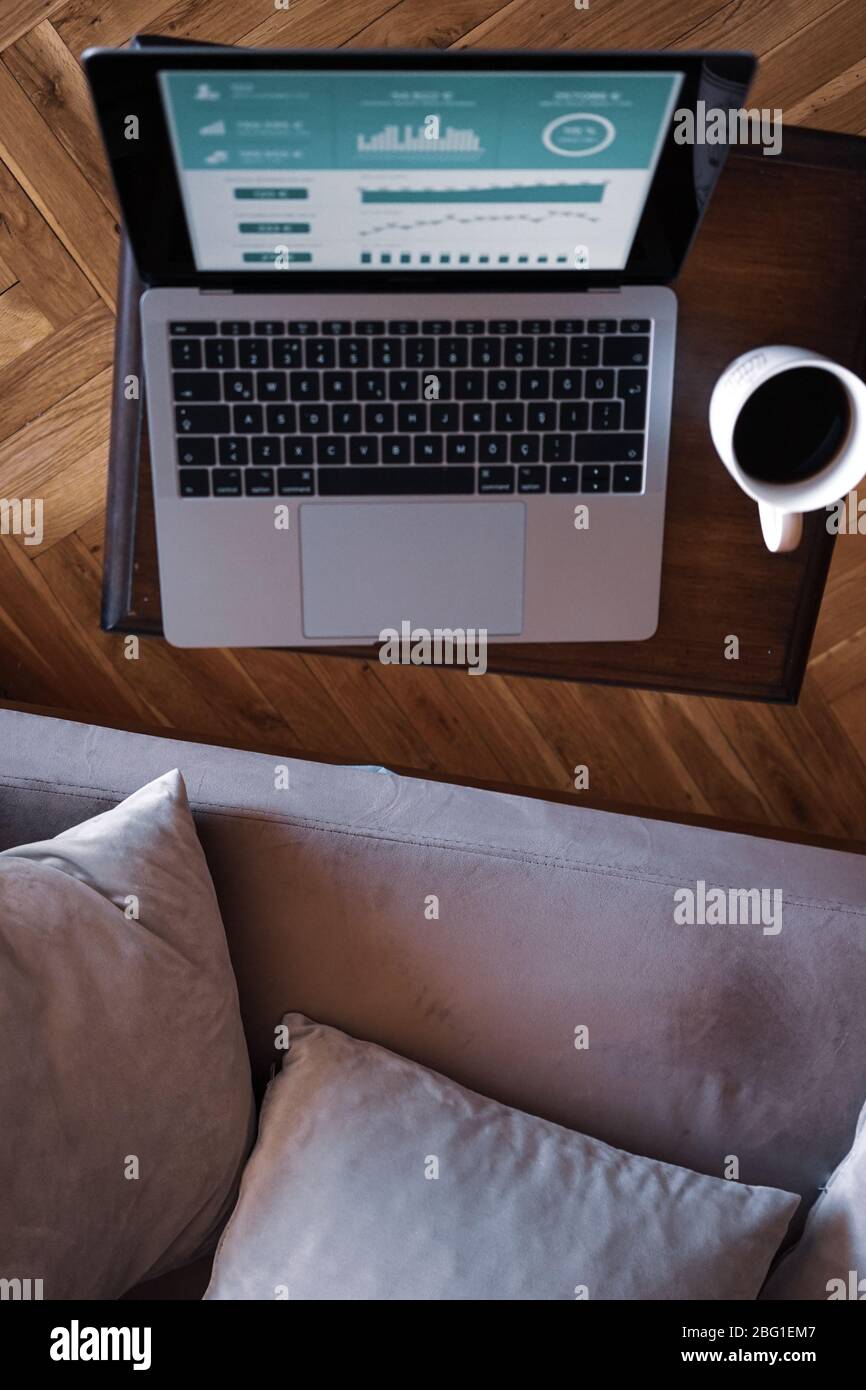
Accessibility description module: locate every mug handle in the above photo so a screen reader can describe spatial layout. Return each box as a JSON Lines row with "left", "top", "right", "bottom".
{"left": 758, "top": 503, "right": 803, "bottom": 553}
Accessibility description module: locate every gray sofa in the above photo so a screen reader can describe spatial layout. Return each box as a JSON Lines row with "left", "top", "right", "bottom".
{"left": 1, "top": 706, "right": 865, "bottom": 1299}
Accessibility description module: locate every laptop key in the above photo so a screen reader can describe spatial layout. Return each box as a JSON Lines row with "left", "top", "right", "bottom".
{"left": 537, "top": 338, "right": 567, "bottom": 366}
{"left": 355, "top": 320, "right": 385, "bottom": 335}
{"left": 272, "top": 339, "right": 302, "bottom": 368}
{"left": 173, "top": 372, "right": 220, "bottom": 402}
{"left": 177, "top": 437, "right": 215, "bottom": 467}
{"left": 252, "top": 437, "right": 280, "bottom": 465}
{"left": 479, "top": 466, "right": 515, "bottom": 493}
{"left": 519, "top": 370, "right": 550, "bottom": 399}
{"left": 171, "top": 321, "right": 216, "bottom": 336}
{"left": 382, "top": 436, "right": 411, "bottom": 464}
{"left": 570, "top": 338, "right": 600, "bottom": 367}
{"left": 389, "top": 370, "right": 419, "bottom": 399}
{"left": 455, "top": 320, "right": 484, "bottom": 334}
{"left": 592, "top": 401, "right": 623, "bottom": 431}
{"left": 455, "top": 370, "right": 485, "bottom": 400}
{"left": 176, "top": 405, "right": 230, "bottom": 434}
{"left": 414, "top": 436, "right": 443, "bottom": 463}
{"left": 316, "top": 437, "right": 347, "bottom": 465}
{"left": 398, "top": 404, "right": 426, "bottom": 431}
{"left": 266, "top": 405, "right": 296, "bottom": 432}
{"left": 205, "top": 338, "right": 236, "bottom": 369}
{"left": 306, "top": 338, "right": 335, "bottom": 368}
{"left": 489, "top": 320, "right": 517, "bottom": 334}
{"left": 220, "top": 321, "right": 251, "bottom": 336}
{"left": 333, "top": 404, "right": 362, "bottom": 432}
{"left": 552, "top": 370, "right": 583, "bottom": 398}
{"left": 318, "top": 467, "right": 474, "bottom": 496}
{"left": 233, "top": 405, "right": 264, "bottom": 433}
{"left": 244, "top": 469, "right": 275, "bottom": 496}
{"left": 288, "top": 372, "right": 319, "bottom": 400}
{"left": 619, "top": 369, "right": 649, "bottom": 429}
{"left": 349, "top": 438, "right": 379, "bottom": 464}
{"left": 621, "top": 319, "right": 650, "bottom": 334}
{"left": 582, "top": 465, "right": 611, "bottom": 492}
{"left": 603, "top": 336, "right": 650, "bottom": 367}
{"left": 358, "top": 373, "right": 386, "bottom": 400}
{"left": 257, "top": 372, "right": 288, "bottom": 401}
{"left": 528, "top": 402, "right": 557, "bottom": 431}
{"left": 339, "top": 339, "right": 368, "bottom": 368}
{"left": 277, "top": 468, "right": 315, "bottom": 495}
{"left": 542, "top": 434, "right": 571, "bottom": 463}
{"left": 212, "top": 468, "right": 242, "bottom": 497}
{"left": 219, "top": 437, "right": 248, "bottom": 467}
{"left": 446, "top": 436, "right": 475, "bottom": 463}
{"left": 372, "top": 338, "right": 402, "bottom": 368}
{"left": 479, "top": 435, "right": 507, "bottom": 462}
{"left": 179, "top": 468, "right": 210, "bottom": 496}
{"left": 470, "top": 338, "right": 501, "bottom": 368}
{"left": 554, "top": 319, "right": 584, "bottom": 334}
{"left": 573, "top": 434, "right": 644, "bottom": 462}
{"left": 586, "top": 370, "right": 615, "bottom": 399}
{"left": 299, "top": 405, "right": 328, "bottom": 432}
{"left": 322, "top": 320, "right": 351, "bottom": 335}
{"left": 288, "top": 321, "right": 318, "bottom": 335}
{"left": 365, "top": 404, "right": 394, "bottom": 432}
{"left": 225, "top": 372, "right": 254, "bottom": 402}
{"left": 550, "top": 466, "right": 579, "bottom": 493}
{"left": 489, "top": 371, "right": 517, "bottom": 399}
{"left": 323, "top": 372, "right": 352, "bottom": 400}
{"left": 405, "top": 337, "right": 436, "bottom": 368}
{"left": 587, "top": 319, "right": 617, "bottom": 334}
{"left": 511, "top": 435, "right": 540, "bottom": 462}
{"left": 518, "top": 465, "right": 546, "bottom": 493}
{"left": 238, "top": 339, "right": 268, "bottom": 368}
{"left": 495, "top": 402, "right": 524, "bottom": 431}
{"left": 430, "top": 402, "right": 459, "bottom": 430}
{"left": 560, "top": 402, "right": 589, "bottom": 431}
{"left": 421, "top": 320, "right": 452, "bottom": 334}
{"left": 504, "top": 337, "right": 534, "bottom": 366}
{"left": 255, "top": 320, "right": 284, "bottom": 335}
{"left": 285, "top": 438, "right": 313, "bottom": 464}
{"left": 438, "top": 338, "right": 468, "bottom": 368}
{"left": 463, "top": 403, "right": 491, "bottom": 432}
{"left": 521, "top": 319, "right": 551, "bottom": 335}
{"left": 389, "top": 320, "right": 418, "bottom": 335}
{"left": 171, "top": 339, "right": 202, "bottom": 368}
{"left": 613, "top": 464, "right": 644, "bottom": 493}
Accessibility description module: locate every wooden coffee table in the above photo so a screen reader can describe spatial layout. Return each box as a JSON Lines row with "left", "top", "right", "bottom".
{"left": 102, "top": 126, "right": 866, "bottom": 702}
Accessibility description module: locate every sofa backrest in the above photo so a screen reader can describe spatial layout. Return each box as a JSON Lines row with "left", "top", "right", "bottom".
{"left": 2, "top": 708, "right": 865, "bottom": 1238}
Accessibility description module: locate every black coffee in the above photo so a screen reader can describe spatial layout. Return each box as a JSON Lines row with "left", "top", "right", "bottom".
{"left": 733, "top": 366, "right": 850, "bottom": 484}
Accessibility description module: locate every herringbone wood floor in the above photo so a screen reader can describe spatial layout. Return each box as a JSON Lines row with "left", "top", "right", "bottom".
{"left": 1, "top": 0, "right": 865, "bottom": 837}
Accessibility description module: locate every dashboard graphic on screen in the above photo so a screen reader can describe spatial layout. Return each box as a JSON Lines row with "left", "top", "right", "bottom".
{"left": 159, "top": 69, "right": 684, "bottom": 272}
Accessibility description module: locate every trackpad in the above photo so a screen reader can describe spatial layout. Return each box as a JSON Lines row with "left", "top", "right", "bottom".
{"left": 300, "top": 502, "right": 525, "bottom": 638}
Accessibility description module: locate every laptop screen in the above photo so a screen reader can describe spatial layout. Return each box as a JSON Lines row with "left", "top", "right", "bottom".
{"left": 158, "top": 68, "right": 684, "bottom": 274}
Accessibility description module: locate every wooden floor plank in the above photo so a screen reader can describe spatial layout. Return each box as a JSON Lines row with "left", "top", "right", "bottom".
{"left": 0, "top": 0, "right": 864, "bottom": 842}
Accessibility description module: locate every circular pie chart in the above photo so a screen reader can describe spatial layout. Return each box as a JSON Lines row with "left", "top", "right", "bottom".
{"left": 541, "top": 113, "right": 616, "bottom": 158}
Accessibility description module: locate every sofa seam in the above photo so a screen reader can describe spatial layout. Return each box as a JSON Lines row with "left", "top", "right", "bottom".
{"left": 1, "top": 774, "right": 865, "bottom": 918}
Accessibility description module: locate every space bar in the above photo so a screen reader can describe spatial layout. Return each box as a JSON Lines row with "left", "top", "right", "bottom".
{"left": 318, "top": 467, "right": 475, "bottom": 496}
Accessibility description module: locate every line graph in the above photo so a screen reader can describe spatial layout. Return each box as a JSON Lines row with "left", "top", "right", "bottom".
{"left": 359, "top": 209, "right": 600, "bottom": 236}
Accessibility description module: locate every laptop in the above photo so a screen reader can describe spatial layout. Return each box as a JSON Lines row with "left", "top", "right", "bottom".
{"left": 84, "top": 48, "right": 754, "bottom": 648}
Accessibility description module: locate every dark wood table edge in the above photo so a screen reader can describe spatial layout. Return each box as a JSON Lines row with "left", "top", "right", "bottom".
{"left": 3, "top": 697, "right": 864, "bottom": 856}
{"left": 100, "top": 125, "right": 866, "bottom": 703}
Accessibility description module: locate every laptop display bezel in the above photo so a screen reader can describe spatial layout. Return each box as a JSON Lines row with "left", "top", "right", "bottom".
{"left": 83, "top": 47, "right": 756, "bottom": 291}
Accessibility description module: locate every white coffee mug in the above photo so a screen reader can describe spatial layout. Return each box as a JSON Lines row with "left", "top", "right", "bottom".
{"left": 709, "top": 346, "right": 866, "bottom": 552}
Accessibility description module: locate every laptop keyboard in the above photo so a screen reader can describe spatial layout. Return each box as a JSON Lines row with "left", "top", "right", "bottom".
{"left": 170, "top": 317, "right": 650, "bottom": 499}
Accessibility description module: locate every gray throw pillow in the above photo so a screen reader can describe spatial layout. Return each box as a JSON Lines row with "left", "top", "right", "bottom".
{"left": 762, "top": 1098, "right": 866, "bottom": 1301}
{"left": 206, "top": 1014, "right": 798, "bottom": 1301}
{"left": 0, "top": 771, "right": 255, "bottom": 1299}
